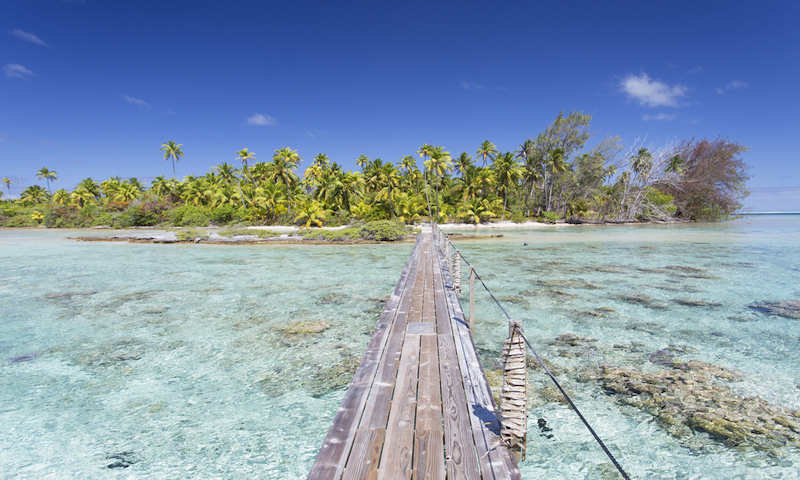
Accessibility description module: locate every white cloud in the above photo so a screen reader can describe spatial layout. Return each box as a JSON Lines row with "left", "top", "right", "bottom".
{"left": 620, "top": 73, "right": 687, "bottom": 107}
{"left": 459, "top": 81, "right": 485, "bottom": 90}
{"left": 10, "top": 29, "right": 48, "bottom": 46}
{"left": 687, "top": 66, "right": 705, "bottom": 74}
{"left": 244, "top": 113, "right": 278, "bottom": 126}
{"left": 122, "top": 94, "right": 150, "bottom": 108}
{"left": 4, "top": 63, "right": 36, "bottom": 80}
{"left": 642, "top": 112, "right": 679, "bottom": 121}
{"left": 716, "top": 80, "right": 749, "bottom": 94}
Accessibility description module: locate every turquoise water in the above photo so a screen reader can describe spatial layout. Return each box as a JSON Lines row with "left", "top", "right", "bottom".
{"left": 1, "top": 218, "right": 799, "bottom": 479}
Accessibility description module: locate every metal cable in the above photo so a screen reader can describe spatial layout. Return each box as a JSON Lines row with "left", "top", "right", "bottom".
{"left": 445, "top": 237, "right": 632, "bottom": 480}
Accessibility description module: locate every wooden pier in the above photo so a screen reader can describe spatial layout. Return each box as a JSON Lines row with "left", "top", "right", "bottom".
{"left": 308, "top": 225, "right": 521, "bottom": 479}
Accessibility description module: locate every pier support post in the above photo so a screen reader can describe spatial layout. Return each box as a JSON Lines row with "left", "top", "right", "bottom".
{"left": 501, "top": 320, "right": 527, "bottom": 463}
{"left": 469, "top": 266, "right": 476, "bottom": 336}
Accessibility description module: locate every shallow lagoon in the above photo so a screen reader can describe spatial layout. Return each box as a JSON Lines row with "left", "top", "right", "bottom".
{"left": 1, "top": 217, "right": 799, "bottom": 479}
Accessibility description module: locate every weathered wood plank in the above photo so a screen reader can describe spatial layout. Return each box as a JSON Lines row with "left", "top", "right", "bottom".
{"left": 377, "top": 334, "right": 421, "bottom": 480}
{"left": 437, "top": 332, "right": 481, "bottom": 480}
{"left": 341, "top": 428, "right": 385, "bottom": 480}
{"left": 416, "top": 334, "right": 443, "bottom": 432}
{"left": 307, "top": 237, "right": 422, "bottom": 480}
{"left": 413, "top": 429, "right": 445, "bottom": 480}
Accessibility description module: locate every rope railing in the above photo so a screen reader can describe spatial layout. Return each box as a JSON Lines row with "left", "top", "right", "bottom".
{"left": 430, "top": 223, "right": 631, "bottom": 480}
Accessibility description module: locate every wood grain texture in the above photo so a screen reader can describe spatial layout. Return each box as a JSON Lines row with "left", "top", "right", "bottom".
{"left": 377, "top": 334, "right": 421, "bottom": 480}
{"left": 413, "top": 429, "right": 445, "bottom": 480}
{"left": 341, "top": 428, "right": 384, "bottom": 480}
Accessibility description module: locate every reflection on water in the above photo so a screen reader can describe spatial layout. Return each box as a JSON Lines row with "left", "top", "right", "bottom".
{"left": 1, "top": 217, "right": 799, "bottom": 479}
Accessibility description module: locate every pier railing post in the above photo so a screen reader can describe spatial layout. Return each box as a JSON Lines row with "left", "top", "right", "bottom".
{"left": 501, "top": 319, "right": 527, "bottom": 463}
{"left": 445, "top": 235, "right": 451, "bottom": 270}
{"left": 469, "top": 266, "right": 476, "bottom": 336}
{"left": 453, "top": 249, "right": 462, "bottom": 294}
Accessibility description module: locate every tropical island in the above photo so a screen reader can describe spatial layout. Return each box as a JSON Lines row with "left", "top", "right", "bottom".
{"left": 0, "top": 112, "right": 750, "bottom": 231}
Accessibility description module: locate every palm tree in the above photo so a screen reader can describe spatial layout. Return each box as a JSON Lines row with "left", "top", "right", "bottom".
{"left": 213, "top": 162, "right": 239, "bottom": 184}
{"left": 454, "top": 152, "right": 474, "bottom": 178}
{"left": 371, "top": 161, "right": 401, "bottom": 217}
{"left": 632, "top": 147, "right": 653, "bottom": 176}
{"left": 235, "top": 148, "right": 257, "bottom": 184}
{"left": 150, "top": 176, "right": 172, "bottom": 197}
{"left": 492, "top": 152, "right": 524, "bottom": 216}
{"left": 476, "top": 140, "right": 499, "bottom": 167}
{"left": 36, "top": 167, "right": 58, "bottom": 194}
{"left": 71, "top": 186, "right": 94, "bottom": 207}
{"left": 416, "top": 143, "right": 435, "bottom": 218}
{"left": 236, "top": 148, "right": 256, "bottom": 168}
{"left": 3, "top": 177, "right": 12, "bottom": 197}
{"left": 52, "top": 189, "right": 71, "bottom": 206}
{"left": 424, "top": 146, "right": 452, "bottom": 217}
{"left": 126, "top": 177, "right": 146, "bottom": 192}
{"left": 295, "top": 198, "right": 327, "bottom": 227}
{"left": 159, "top": 140, "right": 184, "bottom": 191}
{"left": 543, "top": 147, "right": 567, "bottom": 211}
{"left": 666, "top": 154, "right": 685, "bottom": 175}
{"left": 77, "top": 178, "right": 101, "bottom": 199}
{"left": 356, "top": 154, "right": 370, "bottom": 171}
{"left": 271, "top": 147, "right": 302, "bottom": 215}
{"left": 20, "top": 185, "right": 49, "bottom": 205}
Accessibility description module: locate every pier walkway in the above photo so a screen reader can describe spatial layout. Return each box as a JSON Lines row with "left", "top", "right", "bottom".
{"left": 308, "top": 226, "right": 521, "bottom": 479}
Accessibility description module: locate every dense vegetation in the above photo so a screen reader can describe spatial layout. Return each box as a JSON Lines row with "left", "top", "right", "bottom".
{"left": 0, "top": 112, "right": 750, "bottom": 228}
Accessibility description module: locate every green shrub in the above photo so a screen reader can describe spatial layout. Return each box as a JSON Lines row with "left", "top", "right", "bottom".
{"left": 217, "top": 228, "right": 281, "bottom": 238}
{"left": 210, "top": 205, "right": 240, "bottom": 225}
{"left": 174, "top": 229, "right": 208, "bottom": 241}
{"left": 116, "top": 205, "right": 159, "bottom": 228}
{"left": 360, "top": 220, "right": 411, "bottom": 241}
{"left": 91, "top": 212, "right": 115, "bottom": 227}
{"left": 168, "top": 205, "right": 211, "bottom": 227}
{"left": 299, "top": 227, "right": 362, "bottom": 241}
{"left": 540, "top": 211, "right": 559, "bottom": 224}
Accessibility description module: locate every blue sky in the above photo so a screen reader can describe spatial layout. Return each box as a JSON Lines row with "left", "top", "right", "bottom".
{"left": 2, "top": 0, "right": 798, "bottom": 211}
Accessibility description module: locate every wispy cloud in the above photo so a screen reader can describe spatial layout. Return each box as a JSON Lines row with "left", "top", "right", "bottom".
{"left": 460, "top": 81, "right": 485, "bottom": 90}
{"left": 642, "top": 112, "right": 679, "bottom": 121}
{"left": 10, "top": 29, "right": 48, "bottom": 46}
{"left": 4, "top": 63, "right": 36, "bottom": 80}
{"left": 304, "top": 129, "right": 325, "bottom": 138}
{"left": 716, "top": 80, "right": 749, "bottom": 94}
{"left": 244, "top": 113, "right": 278, "bottom": 126}
{"left": 165, "top": 109, "right": 175, "bottom": 115}
{"left": 0, "top": 131, "right": 8, "bottom": 142}
{"left": 687, "top": 66, "right": 705, "bottom": 74}
{"left": 122, "top": 94, "right": 151, "bottom": 108}
{"left": 619, "top": 73, "right": 687, "bottom": 107}
{"left": 43, "top": 139, "right": 67, "bottom": 148}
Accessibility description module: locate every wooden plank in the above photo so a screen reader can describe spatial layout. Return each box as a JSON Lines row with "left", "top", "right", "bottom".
{"left": 437, "top": 332, "right": 481, "bottom": 480}
{"left": 431, "top": 242, "right": 452, "bottom": 338}
{"left": 308, "top": 237, "right": 423, "bottom": 480}
{"left": 422, "top": 240, "right": 436, "bottom": 325}
{"left": 407, "top": 237, "right": 426, "bottom": 324}
{"left": 415, "top": 334, "right": 443, "bottom": 432}
{"left": 341, "top": 428, "right": 385, "bottom": 480}
{"left": 413, "top": 430, "right": 445, "bottom": 480}
{"left": 435, "top": 245, "right": 522, "bottom": 480}
{"left": 377, "top": 334, "right": 421, "bottom": 480}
